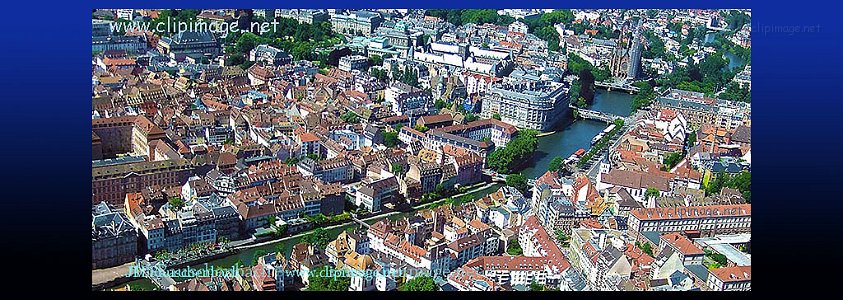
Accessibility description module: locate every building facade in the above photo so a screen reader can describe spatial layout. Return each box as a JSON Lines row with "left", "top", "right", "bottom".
{"left": 627, "top": 204, "right": 752, "bottom": 238}
{"left": 331, "top": 11, "right": 384, "bottom": 36}
{"left": 481, "top": 79, "right": 568, "bottom": 131}
{"left": 92, "top": 202, "right": 138, "bottom": 269}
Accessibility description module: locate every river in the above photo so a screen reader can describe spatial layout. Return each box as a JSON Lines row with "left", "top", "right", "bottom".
{"left": 704, "top": 32, "right": 745, "bottom": 71}
{"left": 520, "top": 90, "right": 634, "bottom": 179}
{"left": 113, "top": 183, "right": 504, "bottom": 291}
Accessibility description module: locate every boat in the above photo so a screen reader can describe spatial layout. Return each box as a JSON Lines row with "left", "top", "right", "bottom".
{"left": 603, "top": 124, "right": 616, "bottom": 134}
{"left": 591, "top": 133, "right": 604, "bottom": 145}
{"left": 574, "top": 149, "right": 586, "bottom": 157}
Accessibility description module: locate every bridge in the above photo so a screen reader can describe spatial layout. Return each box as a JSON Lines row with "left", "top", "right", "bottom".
{"left": 134, "top": 260, "right": 176, "bottom": 290}
{"left": 482, "top": 169, "right": 535, "bottom": 186}
{"left": 572, "top": 105, "right": 623, "bottom": 123}
{"left": 350, "top": 214, "right": 370, "bottom": 229}
{"left": 595, "top": 81, "right": 640, "bottom": 93}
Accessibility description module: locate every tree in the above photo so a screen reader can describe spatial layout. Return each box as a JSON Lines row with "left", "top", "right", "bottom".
{"left": 291, "top": 43, "right": 316, "bottom": 61}
{"left": 370, "top": 68, "right": 388, "bottom": 81}
{"left": 593, "top": 66, "right": 611, "bottom": 82}
{"left": 705, "top": 171, "right": 752, "bottom": 198}
{"left": 521, "top": 10, "right": 574, "bottom": 52}
{"left": 569, "top": 68, "right": 596, "bottom": 105}
{"left": 720, "top": 82, "right": 751, "bottom": 103}
{"left": 704, "top": 248, "right": 728, "bottom": 269}
{"left": 413, "top": 125, "right": 429, "bottom": 132}
{"left": 661, "top": 152, "right": 684, "bottom": 171}
{"left": 284, "top": 156, "right": 300, "bottom": 165}
{"left": 340, "top": 111, "right": 360, "bottom": 123}
{"left": 426, "top": 9, "right": 514, "bottom": 27}
{"left": 723, "top": 171, "right": 751, "bottom": 203}
{"left": 267, "top": 215, "right": 277, "bottom": 227}
{"left": 306, "top": 266, "right": 351, "bottom": 291}
{"left": 506, "top": 173, "right": 529, "bottom": 194}
{"left": 643, "top": 30, "right": 666, "bottom": 59}
{"left": 576, "top": 97, "right": 588, "bottom": 108}
{"left": 235, "top": 32, "right": 261, "bottom": 54}
{"left": 566, "top": 53, "right": 594, "bottom": 75}
{"left": 645, "top": 187, "right": 661, "bottom": 200}
{"left": 392, "top": 164, "right": 403, "bottom": 175}
{"left": 368, "top": 54, "right": 384, "bottom": 67}
{"left": 506, "top": 241, "right": 523, "bottom": 255}
{"left": 301, "top": 228, "right": 331, "bottom": 249}
{"left": 548, "top": 156, "right": 565, "bottom": 172}
{"left": 434, "top": 183, "right": 447, "bottom": 196}
{"left": 398, "top": 276, "right": 438, "bottom": 291}
{"left": 491, "top": 113, "right": 501, "bottom": 120}
{"left": 274, "top": 223, "right": 288, "bottom": 237}
{"left": 530, "top": 280, "right": 545, "bottom": 291}
{"left": 434, "top": 99, "right": 450, "bottom": 110}
{"left": 632, "top": 81, "right": 656, "bottom": 110}
{"left": 486, "top": 130, "right": 538, "bottom": 174}
{"left": 554, "top": 229, "right": 570, "bottom": 247}
{"left": 534, "top": 26, "right": 561, "bottom": 51}
{"left": 168, "top": 197, "right": 185, "bottom": 209}
{"left": 725, "top": 11, "right": 751, "bottom": 30}
{"left": 252, "top": 249, "right": 268, "bottom": 265}
{"left": 383, "top": 131, "right": 400, "bottom": 148}
{"left": 614, "top": 118, "right": 625, "bottom": 128}
{"left": 686, "top": 131, "right": 697, "bottom": 147}
{"left": 636, "top": 241, "right": 654, "bottom": 257}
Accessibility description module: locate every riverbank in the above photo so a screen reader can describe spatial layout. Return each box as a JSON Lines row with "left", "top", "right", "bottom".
{"left": 520, "top": 89, "right": 634, "bottom": 179}
{"left": 100, "top": 181, "right": 503, "bottom": 291}
{"left": 536, "top": 131, "right": 556, "bottom": 137}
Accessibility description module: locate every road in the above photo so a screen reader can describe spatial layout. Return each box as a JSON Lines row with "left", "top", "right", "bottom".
{"left": 192, "top": 182, "right": 498, "bottom": 252}
{"left": 92, "top": 181, "right": 499, "bottom": 288}
{"left": 585, "top": 115, "right": 638, "bottom": 181}
{"left": 92, "top": 262, "right": 133, "bottom": 286}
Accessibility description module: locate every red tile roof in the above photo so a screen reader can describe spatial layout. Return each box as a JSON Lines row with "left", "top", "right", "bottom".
{"left": 630, "top": 204, "right": 752, "bottom": 221}
{"left": 661, "top": 232, "right": 704, "bottom": 256}
{"left": 710, "top": 266, "right": 751, "bottom": 283}
{"left": 448, "top": 265, "right": 499, "bottom": 290}
{"left": 580, "top": 218, "right": 604, "bottom": 229}
{"left": 299, "top": 132, "right": 320, "bottom": 143}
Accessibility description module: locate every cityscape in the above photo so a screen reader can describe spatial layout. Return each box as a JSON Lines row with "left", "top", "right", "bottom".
{"left": 92, "top": 8, "right": 751, "bottom": 291}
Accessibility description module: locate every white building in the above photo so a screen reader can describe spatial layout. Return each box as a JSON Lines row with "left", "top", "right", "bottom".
{"left": 339, "top": 55, "right": 369, "bottom": 72}
{"left": 480, "top": 74, "right": 568, "bottom": 131}
{"left": 384, "top": 81, "right": 433, "bottom": 116}
{"left": 706, "top": 266, "right": 751, "bottom": 291}
{"left": 627, "top": 204, "right": 752, "bottom": 238}
{"left": 508, "top": 21, "right": 529, "bottom": 34}
{"left": 462, "top": 216, "right": 572, "bottom": 289}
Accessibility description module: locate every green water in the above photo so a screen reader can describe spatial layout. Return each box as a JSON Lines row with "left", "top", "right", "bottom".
{"left": 118, "top": 182, "right": 504, "bottom": 289}
{"left": 520, "top": 90, "right": 633, "bottom": 179}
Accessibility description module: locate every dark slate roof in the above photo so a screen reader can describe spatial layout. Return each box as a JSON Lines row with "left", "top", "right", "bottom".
{"left": 164, "top": 31, "right": 217, "bottom": 45}
{"left": 685, "top": 264, "right": 710, "bottom": 282}
{"left": 731, "top": 125, "right": 751, "bottom": 143}
{"left": 642, "top": 231, "right": 661, "bottom": 245}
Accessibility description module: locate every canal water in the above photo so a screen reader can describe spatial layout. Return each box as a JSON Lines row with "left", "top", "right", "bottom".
{"left": 114, "top": 183, "right": 504, "bottom": 290}
{"left": 724, "top": 51, "right": 744, "bottom": 71}
{"left": 520, "top": 90, "right": 634, "bottom": 179}
{"left": 589, "top": 89, "right": 635, "bottom": 117}
{"left": 704, "top": 32, "right": 745, "bottom": 71}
